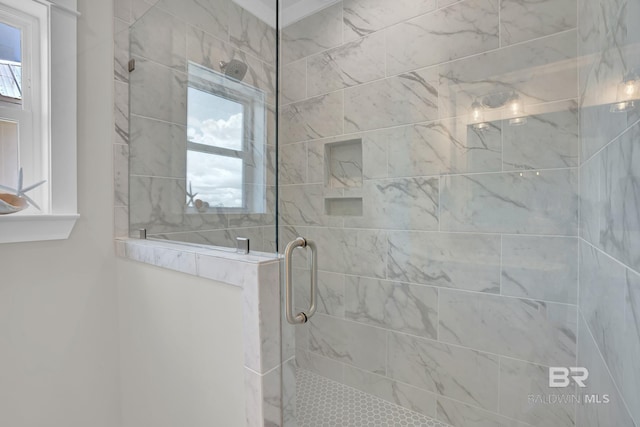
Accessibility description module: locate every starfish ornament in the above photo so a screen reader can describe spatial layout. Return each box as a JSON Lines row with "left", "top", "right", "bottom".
{"left": 0, "top": 167, "right": 46, "bottom": 210}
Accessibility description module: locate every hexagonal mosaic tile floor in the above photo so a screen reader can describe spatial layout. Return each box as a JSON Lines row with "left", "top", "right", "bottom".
{"left": 296, "top": 369, "right": 450, "bottom": 427}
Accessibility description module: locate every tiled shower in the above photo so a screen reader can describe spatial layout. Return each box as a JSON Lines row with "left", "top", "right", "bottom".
{"left": 278, "top": 0, "right": 639, "bottom": 426}
{"left": 113, "top": 0, "right": 640, "bottom": 425}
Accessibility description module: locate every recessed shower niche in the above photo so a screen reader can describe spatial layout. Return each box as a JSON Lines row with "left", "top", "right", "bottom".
{"left": 323, "top": 139, "right": 363, "bottom": 216}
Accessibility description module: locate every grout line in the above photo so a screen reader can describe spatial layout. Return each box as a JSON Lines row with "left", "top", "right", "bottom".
{"left": 580, "top": 237, "right": 640, "bottom": 282}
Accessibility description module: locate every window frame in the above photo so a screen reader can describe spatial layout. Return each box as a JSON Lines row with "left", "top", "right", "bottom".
{"left": 0, "top": 0, "right": 49, "bottom": 211}
{"left": 0, "top": 0, "right": 79, "bottom": 244}
{"left": 186, "top": 62, "right": 267, "bottom": 215}
{"left": 186, "top": 81, "right": 253, "bottom": 212}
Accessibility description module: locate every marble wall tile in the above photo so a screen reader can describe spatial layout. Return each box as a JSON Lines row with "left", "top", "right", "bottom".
{"left": 436, "top": 397, "right": 530, "bottom": 427}
{"left": 576, "top": 314, "right": 636, "bottom": 427}
{"left": 281, "top": 59, "right": 306, "bottom": 104}
{"left": 130, "top": 176, "right": 231, "bottom": 234}
{"left": 130, "top": 5, "right": 186, "bottom": 71}
{"left": 307, "top": 32, "right": 385, "bottom": 97}
{"left": 310, "top": 227, "right": 388, "bottom": 278}
{"left": 580, "top": 241, "right": 640, "bottom": 423}
{"left": 438, "top": 30, "right": 577, "bottom": 119}
{"left": 130, "top": 57, "right": 187, "bottom": 125}
{"left": 578, "top": 0, "right": 640, "bottom": 161}
{"left": 344, "top": 69, "right": 438, "bottom": 132}
{"left": 154, "top": 0, "right": 229, "bottom": 41}
{"left": 129, "top": 115, "right": 186, "bottom": 178}
{"left": 187, "top": 26, "right": 232, "bottom": 72}
{"left": 501, "top": 235, "right": 579, "bottom": 304}
{"left": 388, "top": 232, "right": 501, "bottom": 293}
{"left": 114, "top": 81, "right": 129, "bottom": 145}
{"left": 502, "top": 104, "right": 580, "bottom": 170}
{"left": 295, "top": 349, "right": 345, "bottom": 383}
{"left": 344, "top": 177, "right": 439, "bottom": 231}
{"left": 115, "top": 0, "right": 131, "bottom": 22}
{"left": 115, "top": 206, "right": 130, "bottom": 238}
{"left": 132, "top": 0, "right": 159, "bottom": 22}
{"left": 114, "top": 20, "right": 130, "bottom": 83}
{"left": 114, "top": 144, "right": 129, "bottom": 207}
{"left": 499, "top": 358, "right": 575, "bottom": 426}
{"left": 229, "top": 2, "right": 276, "bottom": 65}
{"left": 386, "top": 120, "right": 502, "bottom": 177}
{"left": 386, "top": 0, "right": 499, "bottom": 75}
{"left": 439, "top": 290, "right": 577, "bottom": 366}
{"left": 282, "top": 2, "right": 343, "bottom": 64}
{"left": 309, "top": 314, "right": 387, "bottom": 374}
{"left": 257, "top": 261, "right": 282, "bottom": 373}
{"left": 326, "top": 139, "right": 363, "bottom": 188}
{"left": 440, "top": 169, "right": 579, "bottom": 235}
{"left": 279, "top": 91, "right": 343, "bottom": 144}
{"left": 238, "top": 52, "right": 276, "bottom": 105}
{"left": 293, "top": 269, "right": 345, "bottom": 317}
{"left": 279, "top": 142, "right": 307, "bottom": 185}
{"left": 343, "top": 0, "right": 437, "bottom": 41}
{"left": 580, "top": 154, "right": 600, "bottom": 245}
{"left": 159, "top": 227, "right": 266, "bottom": 251}
{"left": 262, "top": 365, "right": 283, "bottom": 427}
{"left": 599, "top": 121, "right": 640, "bottom": 271}
{"left": 579, "top": 104, "right": 639, "bottom": 165}
{"left": 244, "top": 367, "right": 264, "bottom": 427}
{"left": 281, "top": 359, "right": 297, "bottom": 427}
{"left": 279, "top": 184, "right": 341, "bottom": 227}
{"left": 361, "top": 133, "right": 389, "bottom": 180}
{"left": 501, "top": 0, "right": 577, "bottom": 46}
{"left": 387, "top": 332, "right": 500, "bottom": 410}
{"left": 343, "top": 365, "right": 437, "bottom": 417}
{"left": 344, "top": 276, "right": 438, "bottom": 338}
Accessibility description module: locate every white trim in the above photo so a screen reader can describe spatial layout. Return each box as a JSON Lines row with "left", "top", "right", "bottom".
{"left": 0, "top": 213, "right": 79, "bottom": 243}
{"left": 0, "top": 0, "right": 79, "bottom": 243}
{"left": 280, "top": 0, "right": 341, "bottom": 27}
{"left": 40, "top": 0, "right": 80, "bottom": 17}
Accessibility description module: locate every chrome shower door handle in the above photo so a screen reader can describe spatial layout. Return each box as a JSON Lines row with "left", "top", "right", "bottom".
{"left": 285, "top": 237, "right": 318, "bottom": 325}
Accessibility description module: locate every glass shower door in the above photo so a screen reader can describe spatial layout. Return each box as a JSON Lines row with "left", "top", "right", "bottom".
{"left": 127, "top": 0, "right": 277, "bottom": 253}
{"left": 278, "top": 0, "right": 640, "bottom": 426}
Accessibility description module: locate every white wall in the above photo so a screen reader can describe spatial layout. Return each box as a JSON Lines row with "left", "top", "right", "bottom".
{"left": 0, "top": 0, "right": 121, "bottom": 425}
{"left": 117, "top": 259, "right": 246, "bottom": 427}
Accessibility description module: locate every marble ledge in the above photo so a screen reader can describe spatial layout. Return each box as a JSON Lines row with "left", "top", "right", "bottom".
{"left": 115, "top": 237, "right": 281, "bottom": 288}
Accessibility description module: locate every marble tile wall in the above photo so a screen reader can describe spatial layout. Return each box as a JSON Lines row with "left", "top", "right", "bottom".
{"left": 115, "top": 0, "right": 277, "bottom": 252}
{"left": 280, "top": 0, "right": 634, "bottom": 425}
{"left": 576, "top": 0, "right": 640, "bottom": 424}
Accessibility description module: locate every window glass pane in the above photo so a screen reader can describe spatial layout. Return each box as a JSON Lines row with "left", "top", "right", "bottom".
{"left": 187, "top": 87, "right": 244, "bottom": 151}
{"left": 187, "top": 151, "right": 243, "bottom": 208}
{"left": 0, "top": 119, "right": 19, "bottom": 188}
{"left": 0, "top": 22, "right": 21, "bottom": 101}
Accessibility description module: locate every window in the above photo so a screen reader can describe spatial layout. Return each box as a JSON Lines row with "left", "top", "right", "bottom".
{"left": 0, "top": 0, "right": 49, "bottom": 211}
{"left": 0, "top": 0, "right": 79, "bottom": 243}
{"left": 186, "top": 63, "right": 266, "bottom": 213}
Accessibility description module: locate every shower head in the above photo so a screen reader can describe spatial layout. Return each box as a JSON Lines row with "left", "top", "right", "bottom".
{"left": 220, "top": 59, "right": 248, "bottom": 81}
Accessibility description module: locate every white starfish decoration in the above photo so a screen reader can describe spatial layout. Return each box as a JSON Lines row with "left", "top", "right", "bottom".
{"left": 0, "top": 167, "right": 46, "bottom": 210}
{"left": 186, "top": 181, "right": 198, "bottom": 207}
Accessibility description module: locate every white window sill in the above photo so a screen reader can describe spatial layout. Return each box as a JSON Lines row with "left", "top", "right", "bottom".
{"left": 0, "top": 214, "right": 80, "bottom": 243}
